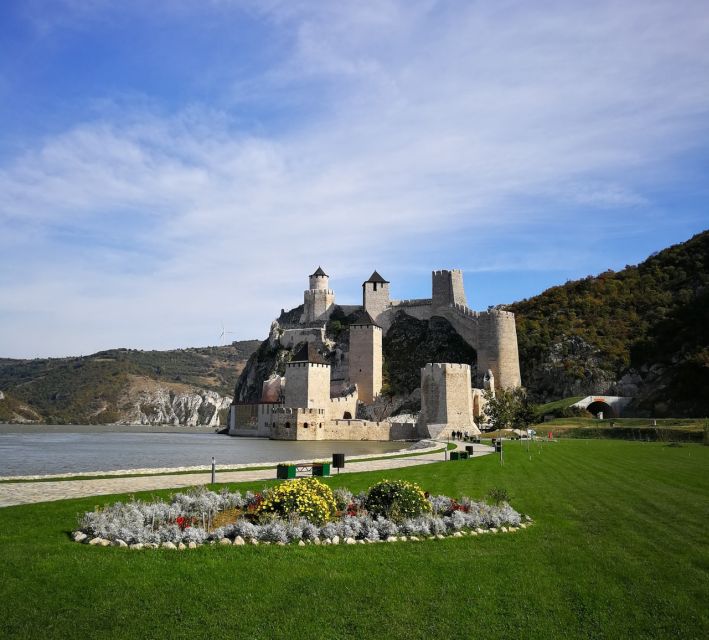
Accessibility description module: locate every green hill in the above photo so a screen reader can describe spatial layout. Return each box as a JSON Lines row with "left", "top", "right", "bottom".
{"left": 509, "top": 230, "right": 709, "bottom": 416}
{"left": 0, "top": 341, "right": 260, "bottom": 425}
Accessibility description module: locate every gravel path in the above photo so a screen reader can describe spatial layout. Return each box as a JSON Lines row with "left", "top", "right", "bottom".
{"left": 0, "top": 443, "right": 493, "bottom": 507}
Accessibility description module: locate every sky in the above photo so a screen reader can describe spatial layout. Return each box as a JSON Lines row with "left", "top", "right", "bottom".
{"left": 1, "top": 0, "right": 708, "bottom": 358}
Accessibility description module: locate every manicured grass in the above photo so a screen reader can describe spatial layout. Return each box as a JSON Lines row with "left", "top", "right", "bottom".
{"left": 1, "top": 440, "right": 708, "bottom": 639}
{"left": 537, "top": 418, "right": 706, "bottom": 443}
{"left": 542, "top": 417, "right": 705, "bottom": 429}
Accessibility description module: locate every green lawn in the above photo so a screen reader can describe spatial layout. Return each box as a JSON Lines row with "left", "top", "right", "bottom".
{"left": 541, "top": 417, "right": 706, "bottom": 429}
{"left": 1, "top": 440, "right": 708, "bottom": 639}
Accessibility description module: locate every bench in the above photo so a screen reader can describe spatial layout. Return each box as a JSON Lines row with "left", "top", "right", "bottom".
{"left": 276, "top": 462, "right": 330, "bottom": 479}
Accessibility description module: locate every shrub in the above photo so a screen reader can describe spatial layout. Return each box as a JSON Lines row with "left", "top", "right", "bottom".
{"left": 429, "top": 495, "right": 453, "bottom": 515}
{"left": 333, "top": 488, "right": 354, "bottom": 511}
{"left": 364, "top": 480, "right": 431, "bottom": 522}
{"left": 258, "top": 521, "right": 288, "bottom": 543}
{"left": 255, "top": 477, "right": 337, "bottom": 525}
{"left": 486, "top": 487, "right": 511, "bottom": 505}
{"left": 374, "top": 516, "right": 399, "bottom": 538}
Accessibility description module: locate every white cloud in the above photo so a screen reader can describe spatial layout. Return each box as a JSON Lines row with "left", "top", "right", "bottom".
{"left": 1, "top": 0, "right": 709, "bottom": 357}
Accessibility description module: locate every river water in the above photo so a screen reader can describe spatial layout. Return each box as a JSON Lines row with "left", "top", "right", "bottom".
{"left": 0, "top": 424, "right": 407, "bottom": 476}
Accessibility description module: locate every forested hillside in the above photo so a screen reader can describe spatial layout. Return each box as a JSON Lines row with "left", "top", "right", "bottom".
{"left": 0, "top": 341, "right": 260, "bottom": 425}
{"left": 510, "top": 230, "right": 709, "bottom": 416}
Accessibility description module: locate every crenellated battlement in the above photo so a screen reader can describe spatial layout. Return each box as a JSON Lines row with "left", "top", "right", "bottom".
{"left": 350, "top": 323, "right": 382, "bottom": 331}
{"left": 305, "top": 288, "right": 335, "bottom": 296}
{"left": 390, "top": 298, "right": 432, "bottom": 307}
{"left": 481, "top": 308, "right": 515, "bottom": 319}
{"left": 432, "top": 268, "right": 463, "bottom": 276}
{"left": 423, "top": 362, "right": 471, "bottom": 371}
{"left": 272, "top": 407, "right": 326, "bottom": 416}
{"left": 285, "top": 361, "right": 330, "bottom": 369}
{"left": 449, "top": 302, "right": 479, "bottom": 319}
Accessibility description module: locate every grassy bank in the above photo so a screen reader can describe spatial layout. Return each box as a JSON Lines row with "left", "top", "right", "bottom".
{"left": 1, "top": 440, "right": 707, "bottom": 639}
{"left": 537, "top": 417, "right": 707, "bottom": 443}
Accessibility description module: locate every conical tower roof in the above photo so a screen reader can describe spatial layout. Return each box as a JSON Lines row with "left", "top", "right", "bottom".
{"left": 363, "top": 270, "right": 388, "bottom": 284}
{"left": 310, "top": 266, "right": 328, "bottom": 277}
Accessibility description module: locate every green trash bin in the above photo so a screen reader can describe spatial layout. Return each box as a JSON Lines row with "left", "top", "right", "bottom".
{"left": 450, "top": 451, "right": 461, "bottom": 461}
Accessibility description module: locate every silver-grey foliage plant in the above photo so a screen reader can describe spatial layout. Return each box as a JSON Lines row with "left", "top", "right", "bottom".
{"left": 77, "top": 487, "right": 523, "bottom": 546}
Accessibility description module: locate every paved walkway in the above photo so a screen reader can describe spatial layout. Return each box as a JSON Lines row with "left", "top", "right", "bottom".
{"left": 0, "top": 443, "right": 493, "bottom": 507}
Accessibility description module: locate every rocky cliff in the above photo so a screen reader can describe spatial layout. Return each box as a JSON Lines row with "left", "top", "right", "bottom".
{"left": 116, "top": 377, "right": 232, "bottom": 426}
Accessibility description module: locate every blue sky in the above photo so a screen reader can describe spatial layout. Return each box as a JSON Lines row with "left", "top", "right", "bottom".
{"left": 1, "top": 0, "right": 708, "bottom": 358}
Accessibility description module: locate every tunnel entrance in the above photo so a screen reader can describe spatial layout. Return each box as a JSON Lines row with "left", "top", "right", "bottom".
{"left": 586, "top": 401, "right": 614, "bottom": 419}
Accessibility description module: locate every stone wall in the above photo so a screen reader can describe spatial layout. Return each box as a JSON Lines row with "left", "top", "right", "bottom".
{"left": 229, "top": 402, "right": 282, "bottom": 436}
{"left": 270, "top": 407, "right": 416, "bottom": 440}
{"left": 278, "top": 327, "right": 326, "bottom": 349}
{"left": 270, "top": 407, "right": 326, "bottom": 440}
{"left": 328, "top": 387, "right": 358, "bottom": 420}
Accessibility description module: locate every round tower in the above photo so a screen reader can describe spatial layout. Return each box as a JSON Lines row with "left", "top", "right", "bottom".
{"left": 309, "top": 266, "right": 329, "bottom": 291}
{"left": 302, "top": 266, "right": 335, "bottom": 322}
{"left": 476, "top": 309, "right": 521, "bottom": 389}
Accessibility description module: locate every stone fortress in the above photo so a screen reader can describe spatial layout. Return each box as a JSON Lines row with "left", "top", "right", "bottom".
{"left": 229, "top": 267, "right": 522, "bottom": 440}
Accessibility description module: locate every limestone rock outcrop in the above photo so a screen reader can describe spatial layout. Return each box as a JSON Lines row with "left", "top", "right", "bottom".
{"left": 117, "top": 383, "right": 231, "bottom": 426}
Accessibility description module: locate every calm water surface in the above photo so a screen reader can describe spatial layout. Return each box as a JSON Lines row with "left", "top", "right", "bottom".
{"left": 0, "top": 424, "right": 408, "bottom": 475}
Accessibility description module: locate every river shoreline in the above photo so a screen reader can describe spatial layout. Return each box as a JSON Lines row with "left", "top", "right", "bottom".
{"left": 0, "top": 426, "right": 421, "bottom": 478}
{"left": 0, "top": 423, "right": 223, "bottom": 434}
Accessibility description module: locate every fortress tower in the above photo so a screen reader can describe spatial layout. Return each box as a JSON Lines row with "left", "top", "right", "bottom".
{"left": 302, "top": 266, "right": 335, "bottom": 323}
{"left": 348, "top": 310, "right": 383, "bottom": 404}
{"left": 419, "top": 363, "right": 481, "bottom": 438}
{"left": 284, "top": 343, "right": 331, "bottom": 409}
{"left": 431, "top": 269, "right": 468, "bottom": 313}
{"left": 362, "top": 270, "right": 390, "bottom": 325}
{"left": 476, "top": 309, "right": 522, "bottom": 389}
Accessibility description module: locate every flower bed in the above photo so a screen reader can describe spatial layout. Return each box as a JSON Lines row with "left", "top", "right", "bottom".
{"left": 73, "top": 479, "right": 531, "bottom": 549}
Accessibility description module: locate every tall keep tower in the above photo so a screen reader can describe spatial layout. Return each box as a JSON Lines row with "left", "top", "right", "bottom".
{"left": 419, "top": 363, "right": 481, "bottom": 438}
{"left": 348, "top": 310, "right": 383, "bottom": 404}
{"left": 362, "top": 270, "right": 390, "bottom": 325}
{"left": 431, "top": 269, "right": 468, "bottom": 312}
{"left": 302, "top": 266, "right": 335, "bottom": 323}
{"left": 284, "top": 344, "right": 331, "bottom": 409}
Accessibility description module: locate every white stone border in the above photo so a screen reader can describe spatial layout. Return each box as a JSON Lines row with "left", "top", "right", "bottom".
{"left": 72, "top": 518, "right": 533, "bottom": 549}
